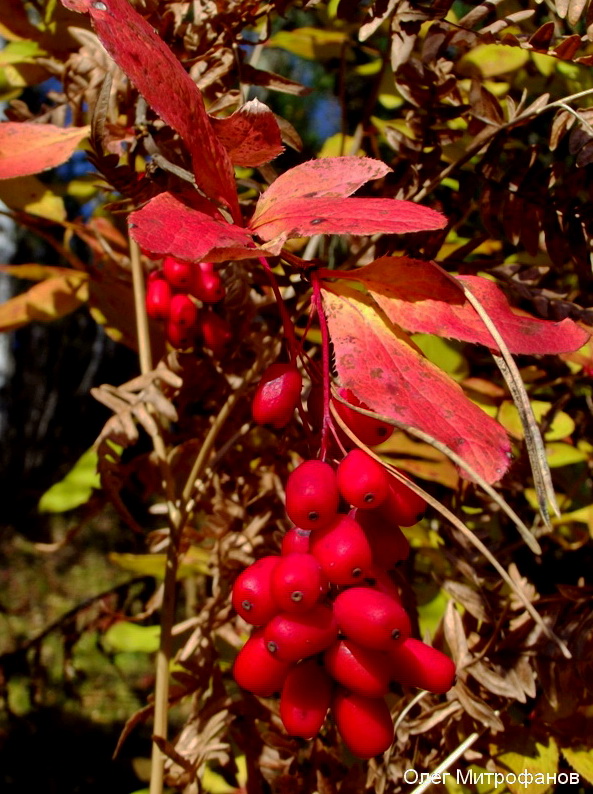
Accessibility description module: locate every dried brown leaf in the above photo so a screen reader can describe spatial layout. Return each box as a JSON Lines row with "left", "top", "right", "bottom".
{"left": 443, "top": 581, "right": 491, "bottom": 623}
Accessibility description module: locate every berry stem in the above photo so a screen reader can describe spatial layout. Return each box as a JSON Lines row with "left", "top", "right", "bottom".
{"left": 311, "top": 273, "right": 332, "bottom": 461}
{"left": 258, "top": 255, "right": 301, "bottom": 364}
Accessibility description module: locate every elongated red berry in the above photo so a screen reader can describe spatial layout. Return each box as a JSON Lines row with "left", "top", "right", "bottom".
{"left": 334, "top": 388, "right": 393, "bottom": 446}
{"left": 387, "top": 638, "right": 456, "bottom": 694}
{"left": 200, "top": 310, "right": 232, "bottom": 356}
{"left": 252, "top": 363, "right": 303, "bottom": 429}
{"left": 353, "top": 509, "right": 410, "bottom": 568}
{"left": 379, "top": 474, "right": 427, "bottom": 527}
{"left": 324, "top": 639, "right": 391, "bottom": 698}
{"left": 146, "top": 276, "right": 172, "bottom": 321}
{"left": 332, "top": 688, "right": 394, "bottom": 759}
{"left": 271, "top": 553, "right": 326, "bottom": 613}
{"left": 281, "top": 527, "right": 311, "bottom": 555}
{"left": 309, "top": 514, "right": 372, "bottom": 585}
{"left": 231, "top": 556, "right": 279, "bottom": 625}
{"left": 233, "top": 629, "right": 293, "bottom": 697}
{"left": 280, "top": 659, "right": 333, "bottom": 739}
{"left": 166, "top": 294, "right": 199, "bottom": 348}
{"left": 333, "top": 587, "right": 411, "bottom": 650}
{"left": 337, "top": 449, "right": 389, "bottom": 509}
{"left": 285, "top": 460, "right": 339, "bottom": 531}
{"left": 191, "top": 267, "right": 226, "bottom": 303}
{"left": 264, "top": 604, "right": 338, "bottom": 662}
{"left": 163, "top": 255, "right": 192, "bottom": 290}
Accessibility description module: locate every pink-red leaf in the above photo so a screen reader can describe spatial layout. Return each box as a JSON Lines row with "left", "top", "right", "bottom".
{"left": 250, "top": 197, "right": 446, "bottom": 255}
{"left": 210, "top": 99, "right": 284, "bottom": 167}
{"left": 128, "top": 192, "right": 257, "bottom": 263}
{"left": 321, "top": 284, "right": 512, "bottom": 484}
{"left": 0, "top": 122, "right": 89, "bottom": 179}
{"left": 256, "top": 157, "right": 392, "bottom": 207}
{"left": 343, "top": 257, "right": 589, "bottom": 354}
{"left": 60, "top": 0, "right": 238, "bottom": 219}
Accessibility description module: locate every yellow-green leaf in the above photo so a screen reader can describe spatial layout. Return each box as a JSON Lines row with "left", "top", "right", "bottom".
{"left": 561, "top": 746, "right": 593, "bottom": 784}
{"left": 38, "top": 448, "right": 100, "bottom": 513}
{"left": 103, "top": 622, "right": 160, "bottom": 654}
{"left": 109, "top": 548, "right": 210, "bottom": 579}
{"left": 459, "top": 44, "right": 529, "bottom": 78}
{"left": 267, "top": 27, "right": 348, "bottom": 60}
{"left": 318, "top": 133, "right": 364, "bottom": 158}
{"left": 0, "top": 174, "right": 65, "bottom": 220}
{"left": 493, "top": 734, "right": 558, "bottom": 794}
{"left": 546, "top": 442, "right": 588, "bottom": 468}
{"left": 498, "top": 400, "right": 575, "bottom": 441}
{"left": 412, "top": 334, "right": 470, "bottom": 381}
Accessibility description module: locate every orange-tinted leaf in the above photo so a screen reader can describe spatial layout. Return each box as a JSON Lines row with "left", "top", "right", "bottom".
{"left": 251, "top": 197, "right": 446, "bottom": 254}
{"left": 211, "top": 99, "right": 284, "bottom": 166}
{"left": 321, "top": 284, "right": 511, "bottom": 484}
{"left": 0, "top": 122, "right": 89, "bottom": 179}
{"left": 0, "top": 273, "right": 88, "bottom": 331}
{"left": 60, "top": 0, "right": 239, "bottom": 219}
{"left": 128, "top": 192, "right": 257, "bottom": 263}
{"left": 343, "top": 257, "right": 589, "bottom": 354}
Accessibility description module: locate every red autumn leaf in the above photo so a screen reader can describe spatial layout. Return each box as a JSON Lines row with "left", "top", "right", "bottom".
{"left": 0, "top": 122, "right": 89, "bottom": 179}
{"left": 60, "top": 0, "right": 239, "bottom": 220}
{"left": 343, "top": 257, "right": 589, "bottom": 354}
{"left": 255, "top": 157, "right": 392, "bottom": 207}
{"left": 210, "top": 99, "right": 284, "bottom": 167}
{"left": 321, "top": 283, "right": 512, "bottom": 484}
{"left": 128, "top": 192, "right": 257, "bottom": 263}
{"left": 250, "top": 197, "right": 447, "bottom": 255}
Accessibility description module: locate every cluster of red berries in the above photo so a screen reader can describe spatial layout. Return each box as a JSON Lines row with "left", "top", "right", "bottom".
{"left": 232, "top": 365, "right": 455, "bottom": 759}
{"left": 145, "top": 256, "right": 231, "bottom": 353}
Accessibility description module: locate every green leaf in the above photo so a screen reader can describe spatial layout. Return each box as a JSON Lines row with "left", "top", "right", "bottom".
{"left": 267, "top": 27, "right": 348, "bottom": 60}
{"left": 411, "top": 334, "right": 470, "bottom": 381}
{"left": 498, "top": 400, "right": 575, "bottom": 441}
{"left": 493, "top": 733, "right": 558, "bottom": 794}
{"left": 109, "top": 548, "right": 210, "bottom": 579}
{"left": 561, "top": 746, "right": 593, "bottom": 785}
{"left": 102, "top": 622, "right": 160, "bottom": 654}
{"left": 0, "top": 40, "right": 43, "bottom": 66}
{"left": 459, "top": 44, "right": 529, "bottom": 78}
{"left": 38, "top": 448, "right": 100, "bottom": 513}
{"left": 546, "top": 442, "right": 588, "bottom": 468}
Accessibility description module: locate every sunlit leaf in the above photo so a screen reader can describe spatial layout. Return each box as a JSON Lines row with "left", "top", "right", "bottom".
{"left": 38, "top": 448, "right": 100, "bottom": 513}
{"left": 0, "top": 122, "right": 89, "bottom": 178}
{"left": 103, "top": 622, "right": 160, "bottom": 654}
{"left": 0, "top": 174, "right": 66, "bottom": 220}
{"left": 498, "top": 400, "right": 575, "bottom": 441}
{"left": 0, "top": 272, "right": 89, "bottom": 331}
{"left": 266, "top": 27, "right": 349, "bottom": 60}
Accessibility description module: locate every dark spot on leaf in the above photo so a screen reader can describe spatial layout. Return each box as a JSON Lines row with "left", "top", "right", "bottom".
{"left": 311, "top": 218, "right": 327, "bottom": 225}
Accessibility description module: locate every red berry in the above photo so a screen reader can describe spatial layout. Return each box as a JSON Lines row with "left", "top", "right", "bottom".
{"left": 231, "top": 556, "right": 279, "bottom": 626}
{"left": 334, "top": 388, "right": 393, "bottom": 446}
{"left": 285, "top": 460, "right": 339, "bottom": 531}
{"left": 271, "top": 553, "right": 326, "bottom": 613}
{"left": 200, "top": 310, "right": 232, "bottom": 356}
{"left": 387, "top": 638, "right": 456, "bottom": 694}
{"left": 233, "top": 629, "right": 293, "bottom": 697}
{"left": 252, "top": 363, "right": 303, "bottom": 429}
{"left": 324, "top": 639, "right": 391, "bottom": 698}
{"left": 163, "top": 255, "right": 192, "bottom": 290}
{"left": 337, "top": 449, "right": 389, "bottom": 509}
{"left": 166, "top": 294, "right": 199, "bottom": 348}
{"left": 145, "top": 275, "right": 172, "bottom": 322}
{"left": 281, "top": 527, "right": 311, "bottom": 555}
{"left": 264, "top": 604, "right": 338, "bottom": 662}
{"left": 309, "top": 514, "right": 373, "bottom": 585}
{"left": 333, "top": 587, "right": 411, "bottom": 650}
{"left": 353, "top": 509, "right": 410, "bottom": 568}
{"left": 332, "top": 688, "right": 394, "bottom": 759}
{"left": 280, "top": 659, "right": 333, "bottom": 739}
{"left": 191, "top": 267, "right": 226, "bottom": 303}
{"left": 379, "top": 475, "right": 427, "bottom": 527}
